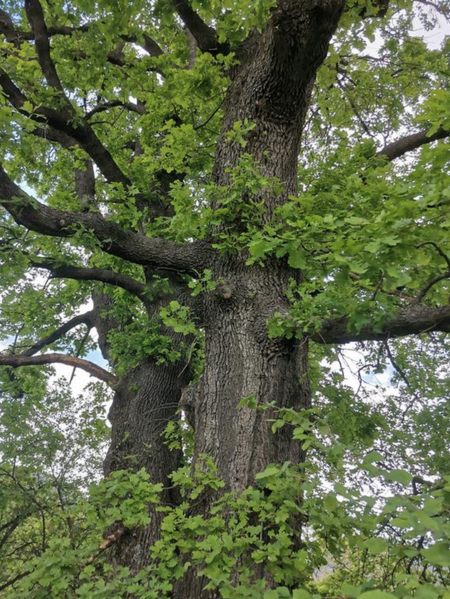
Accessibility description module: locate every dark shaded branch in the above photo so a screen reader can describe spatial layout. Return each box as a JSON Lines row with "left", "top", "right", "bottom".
{"left": 416, "top": 241, "right": 450, "bottom": 269}
{"left": 121, "top": 32, "right": 164, "bottom": 57}
{"left": 24, "top": 0, "right": 65, "bottom": 92}
{"left": 0, "top": 571, "right": 30, "bottom": 593}
{"left": 1, "top": 9, "right": 164, "bottom": 57}
{"left": 0, "top": 353, "right": 117, "bottom": 387}
{"left": 172, "top": 0, "right": 229, "bottom": 55}
{"left": 33, "top": 260, "right": 148, "bottom": 299}
{"left": 20, "top": 311, "right": 94, "bottom": 357}
{"left": 0, "top": 68, "right": 130, "bottom": 186}
{"left": 0, "top": 8, "right": 22, "bottom": 46}
{"left": 379, "top": 127, "right": 450, "bottom": 161}
{"left": 415, "top": 273, "right": 450, "bottom": 304}
{"left": 84, "top": 100, "right": 145, "bottom": 120}
{"left": 28, "top": 125, "right": 78, "bottom": 147}
{"left": 414, "top": 242, "right": 450, "bottom": 303}
{"left": 0, "top": 163, "right": 211, "bottom": 273}
{"left": 311, "top": 304, "right": 450, "bottom": 344}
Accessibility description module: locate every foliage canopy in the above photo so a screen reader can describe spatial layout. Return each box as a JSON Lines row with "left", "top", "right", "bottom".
{"left": 1, "top": 0, "right": 450, "bottom": 597}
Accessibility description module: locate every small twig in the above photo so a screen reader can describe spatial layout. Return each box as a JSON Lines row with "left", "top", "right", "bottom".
{"left": 414, "top": 242, "right": 450, "bottom": 303}
{"left": 416, "top": 241, "right": 450, "bottom": 269}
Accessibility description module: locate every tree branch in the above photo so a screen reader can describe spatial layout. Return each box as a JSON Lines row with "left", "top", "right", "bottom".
{"left": 413, "top": 242, "right": 450, "bottom": 303}
{"left": 0, "top": 353, "right": 117, "bottom": 387}
{"left": 0, "top": 163, "right": 211, "bottom": 273}
{"left": 84, "top": 100, "right": 145, "bottom": 120}
{"left": 172, "top": 0, "right": 229, "bottom": 55}
{"left": 379, "top": 126, "right": 450, "bottom": 161}
{"left": 32, "top": 260, "right": 148, "bottom": 299}
{"left": 311, "top": 304, "right": 450, "bottom": 344}
{"left": 414, "top": 0, "right": 450, "bottom": 18}
{"left": 0, "top": 8, "right": 22, "bottom": 46}
{"left": 1, "top": 8, "right": 165, "bottom": 57}
{"left": 0, "top": 68, "right": 130, "bottom": 186}
{"left": 24, "top": 0, "right": 65, "bottom": 93}
{"left": 19, "top": 311, "right": 94, "bottom": 357}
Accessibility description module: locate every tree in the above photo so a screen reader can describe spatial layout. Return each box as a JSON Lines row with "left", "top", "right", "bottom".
{"left": 1, "top": 0, "right": 450, "bottom": 597}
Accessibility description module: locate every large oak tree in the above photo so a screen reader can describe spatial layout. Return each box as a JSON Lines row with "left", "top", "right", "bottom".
{"left": 1, "top": 0, "right": 450, "bottom": 596}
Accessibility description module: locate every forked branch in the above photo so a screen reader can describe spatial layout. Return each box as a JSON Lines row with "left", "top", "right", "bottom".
{"left": 0, "top": 163, "right": 211, "bottom": 273}
{"left": 20, "top": 311, "right": 95, "bottom": 357}
{"left": 172, "top": 0, "right": 229, "bottom": 55}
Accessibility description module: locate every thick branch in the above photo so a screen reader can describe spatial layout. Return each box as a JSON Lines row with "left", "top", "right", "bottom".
{"left": 172, "top": 0, "right": 229, "bottom": 55}
{"left": 379, "top": 127, "right": 450, "bottom": 161}
{"left": 20, "top": 311, "right": 94, "bottom": 357}
{"left": 0, "top": 353, "right": 117, "bottom": 387}
{"left": 33, "top": 260, "right": 148, "bottom": 299}
{"left": 0, "top": 68, "right": 130, "bottom": 186}
{"left": 0, "top": 164, "right": 211, "bottom": 273}
{"left": 24, "top": 0, "right": 65, "bottom": 92}
{"left": 312, "top": 304, "right": 450, "bottom": 344}
{"left": 0, "top": 8, "right": 22, "bottom": 46}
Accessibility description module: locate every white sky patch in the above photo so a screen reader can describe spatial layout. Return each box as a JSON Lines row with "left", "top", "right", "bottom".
{"left": 412, "top": 9, "right": 450, "bottom": 48}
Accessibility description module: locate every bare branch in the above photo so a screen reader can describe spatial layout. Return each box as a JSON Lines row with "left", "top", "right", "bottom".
{"left": 0, "top": 163, "right": 211, "bottom": 273}
{"left": 20, "top": 311, "right": 94, "bottom": 357}
{"left": 311, "top": 304, "right": 450, "bottom": 344}
{"left": 0, "top": 353, "right": 117, "bottom": 387}
{"left": 0, "top": 571, "right": 30, "bottom": 593}
{"left": 379, "top": 127, "right": 450, "bottom": 161}
{"left": 414, "top": 0, "right": 450, "bottom": 18}
{"left": 414, "top": 242, "right": 450, "bottom": 303}
{"left": 172, "top": 0, "right": 229, "bottom": 55}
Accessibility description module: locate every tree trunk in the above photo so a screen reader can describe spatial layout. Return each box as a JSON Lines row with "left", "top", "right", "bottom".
{"left": 97, "top": 0, "right": 345, "bottom": 592}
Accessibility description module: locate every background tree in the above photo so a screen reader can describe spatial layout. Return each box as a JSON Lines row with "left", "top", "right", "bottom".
{"left": 1, "top": 0, "right": 450, "bottom": 597}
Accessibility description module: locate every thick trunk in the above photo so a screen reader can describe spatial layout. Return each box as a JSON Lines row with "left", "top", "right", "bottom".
{"left": 189, "top": 265, "right": 311, "bottom": 489}
{"left": 93, "top": 290, "right": 193, "bottom": 571}
{"left": 192, "top": 0, "right": 345, "bottom": 487}
{"left": 98, "top": 0, "right": 345, "bottom": 592}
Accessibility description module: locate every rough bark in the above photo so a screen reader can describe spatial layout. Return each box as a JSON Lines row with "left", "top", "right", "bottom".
{"left": 193, "top": 0, "right": 345, "bottom": 487}
{"left": 173, "top": 2, "right": 346, "bottom": 594}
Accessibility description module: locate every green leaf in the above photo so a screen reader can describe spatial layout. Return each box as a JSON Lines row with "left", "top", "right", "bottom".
{"left": 364, "top": 537, "right": 389, "bottom": 555}
{"left": 292, "top": 591, "right": 312, "bottom": 599}
{"left": 357, "top": 592, "right": 397, "bottom": 599}
{"left": 422, "top": 542, "right": 450, "bottom": 567}
{"left": 385, "top": 469, "right": 412, "bottom": 486}
{"left": 256, "top": 465, "right": 280, "bottom": 479}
